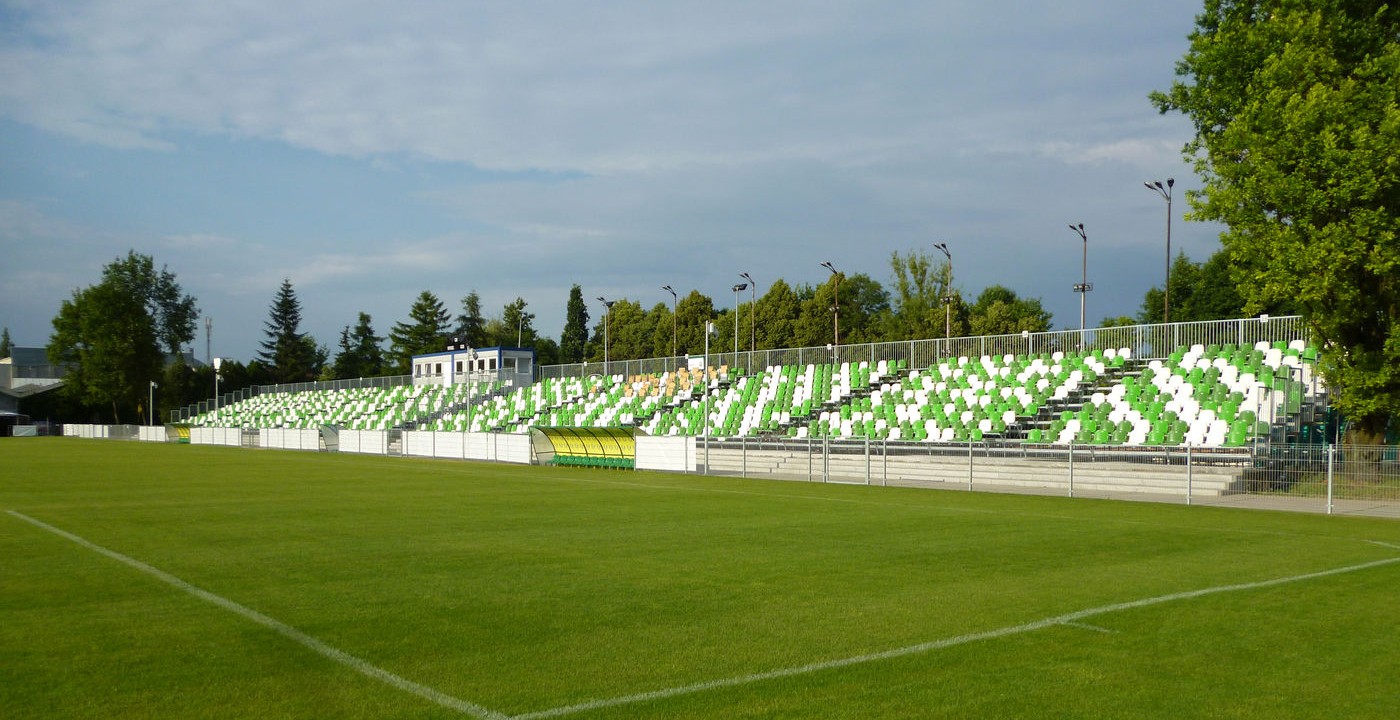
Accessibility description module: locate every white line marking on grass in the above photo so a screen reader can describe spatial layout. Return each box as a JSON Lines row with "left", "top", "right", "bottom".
{"left": 5, "top": 510, "right": 507, "bottom": 720}
{"left": 513, "top": 555, "right": 1400, "bottom": 720}
{"left": 1368, "top": 540, "right": 1400, "bottom": 551}
{"left": 1060, "top": 621, "right": 1115, "bottom": 634}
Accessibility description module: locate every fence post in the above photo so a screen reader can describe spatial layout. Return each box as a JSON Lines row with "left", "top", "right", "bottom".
{"left": 865, "top": 435, "right": 871, "bottom": 485}
{"left": 742, "top": 435, "right": 747, "bottom": 479}
{"left": 967, "top": 440, "right": 974, "bottom": 491}
{"left": 808, "top": 434, "right": 813, "bottom": 482}
{"left": 1068, "top": 441, "right": 1074, "bottom": 498}
{"left": 823, "top": 434, "right": 829, "bottom": 483}
{"left": 1186, "top": 443, "right": 1193, "bottom": 505}
{"left": 1326, "top": 443, "right": 1335, "bottom": 515}
{"left": 883, "top": 438, "right": 888, "bottom": 487}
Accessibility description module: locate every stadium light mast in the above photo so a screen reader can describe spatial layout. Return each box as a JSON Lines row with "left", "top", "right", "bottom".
{"left": 149, "top": 380, "right": 157, "bottom": 427}
{"left": 1068, "top": 223, "right": 1092, "bottom": 338}
{"left": 738, "top": 272, "right": 756, "bottom": 356}
{"left": 1144, "top": 178, "right": 1174, "bottom": 323}
{"left": 731, "top": 283, "right": 748, "bottom": 357}
{"left": 661, "top": 285, "right": 678, "bottom": 360}
{"left": 596, "top": 296, "right": 614, "bottom": 373}
{"left": 820, "top": 261, "right": 840, "bottom": 357}
{"left": 212, "top": 357, "right": 223, "bottom": 413}
{"left": 933, "top": 242, "right": 954, "bottom": 339}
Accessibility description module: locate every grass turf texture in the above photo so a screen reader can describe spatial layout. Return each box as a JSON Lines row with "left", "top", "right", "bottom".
{"left": 1, "top": 439, "right": 1397, "bottom": 719}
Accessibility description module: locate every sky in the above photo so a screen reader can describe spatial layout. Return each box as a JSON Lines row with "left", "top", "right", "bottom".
{"left": 0, "top": 0, "right": 1221, "bottom": 363}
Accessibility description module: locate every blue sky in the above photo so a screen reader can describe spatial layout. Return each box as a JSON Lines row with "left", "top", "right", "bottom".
{"left": 0, "top": 0, "right": 1220, "bottom": 362}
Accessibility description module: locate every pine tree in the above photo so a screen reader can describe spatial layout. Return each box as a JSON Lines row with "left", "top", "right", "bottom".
{"left": 258, "top": 279, "right": 324, "bottom": 383}
{"left": 0, "top": 326, "right": 11, "bottom": 358}
{"left": 560, "top": 284, "right": 589, "bottom": 363}
{"left": 332, "top": 312, "right": 385, "bottom": 379}
{"left": 390, "top": 291, "right": 452, "bottom": 372}
{"left": 455, "top": 291, "right": 487, "bottom": 347}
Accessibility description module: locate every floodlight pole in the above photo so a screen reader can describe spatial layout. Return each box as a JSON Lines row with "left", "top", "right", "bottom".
{"left": 1145, "top": 178, "right": 1174, "bottom": 323}
{"left": 739, "top": 272, "right": 756, "bottom": 357}
{"left": 820, "top": 261, "right": 840, "bottom": 359}
{"left": 934, "top": 242, "right": 953, "bottom": 338}
{"left": 1067, "top": 224, "right": 1091, "bottom": 331}
{"left": 661, "top": 285, "right": 678, "bottom": 360}
{"left": 596, "top": 296, "right": 614, "bottom": 373}
{"left": 212, "top": 357, "right": 223, "bottom": 414}
{"left": 149, "top": 380, "right": 157, "bottom": 426}
{"left": 731, "top": 282, "right": 747, "bottom": 358}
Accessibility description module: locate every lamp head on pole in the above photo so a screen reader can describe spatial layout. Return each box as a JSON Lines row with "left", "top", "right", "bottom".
{"left": 661, "top": 285, "right": 675, "bottom": 298}
{"left": 819, "top": 261, "right": 837, "bottom": 275}
{"left": 933, "top": 242, "right": 951, "bottom": 260}
{"left": 732, "top": 283, "right": 747, "bottom": 293}
{"left": 1068, "top": 223, "right": 1086, "bottom": 241}
{"left": 738, "top": 272, "right": 753, "bottom": 285}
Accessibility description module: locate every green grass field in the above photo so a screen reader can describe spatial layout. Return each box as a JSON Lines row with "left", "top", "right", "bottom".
{"left": 3, "top": 439, "right": 1399, "bottom": 719}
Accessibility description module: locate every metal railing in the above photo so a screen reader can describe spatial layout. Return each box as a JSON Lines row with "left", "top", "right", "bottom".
{"left": 538, "top": 316, "right": 1309, "bottom": 380}
{"left": 695, "top": 437, "right": 1397, "bottom": 516}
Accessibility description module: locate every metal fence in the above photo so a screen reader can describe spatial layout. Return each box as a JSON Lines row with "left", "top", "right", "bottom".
{"left": 538, "top": 315, "right": 1310, "bottom": 380}
{"left": 692, "top": 437, "right": 1399, "bottom": 518}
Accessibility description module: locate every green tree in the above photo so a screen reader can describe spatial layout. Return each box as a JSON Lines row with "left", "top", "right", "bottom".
{"left": 499, "top": 297, "right": 536, "bottom": 348}
{"left": 753, "top": 279, "right": 802, "bottom": 351}
{"left": 967, "top": 286, "right": 1052, "bottom": 336}
{"left": 390, "top": 291, "right": 452, "bottom": 372}
{"left": 794, "top": 273, "right": 890, "bottom": 348}
{"left": 674, "top": 290, "right": 717, "bottom": 357}
{"left": 887, "top": 249, "right": 957, "bottom": 340}
{"left": 257, "top": 279, "right": 325, "bottom": 383}
{"left": 560, "top": 284, "right": 589, "bottom": 363}
{"left": 0, "top": 326, "right": 11, "bottom": 358}
{"left": 1153, "top": 0, "right": 1400, "bottom": 440}
{"left": 332, "top": 312, "right": 386, "bottom": 379}
{"left": 455, "top": 291, "right": 487, "bottom": 347}
{"left": 100, "top": 250, "right": 199, "bottom": 356}
{"left": 49, "top": 280, "right": 162, "bottom": 423}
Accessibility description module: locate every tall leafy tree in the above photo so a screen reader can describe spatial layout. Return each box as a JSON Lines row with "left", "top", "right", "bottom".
{"left": 753, "top": 280, "right": 802, "bottom": 351}
{"left": 1153, "top": 0, "right": 1400, "bottom": 441}
{"left": 674, "top": 290, "right": 717, "bottom": 357}
{"left": 967, "top": 286, "right": 1052, "bottom": 336}
{"left": 0, "top": 326, "right": 11, "bottom": 358}
{"left": 560, "top": 284, "right": 589, "bottom": 363}
{"left": 887, "top": 249, "right": 958, "bottom": 340}
{"left": 49, "top": 280, "right": 162, "bottom": 423}
{"left": 455, "top": 291, "right": 487, "bottom": 347}
{"left": 258, "top": 279, "right": 325, "bottom": 383}
{"left": 100, "top": 250, "right": 199, "bottom": 356}
{"left": 332, "top": 312, "right": 386, "bottom": 379}
{"left": 389, "top": 290, "right": 452, "bottom": 372}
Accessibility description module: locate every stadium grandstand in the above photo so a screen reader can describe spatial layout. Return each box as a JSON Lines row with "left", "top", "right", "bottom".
{"left": 172, "top": 316, "right": 1331, "bottom": 453}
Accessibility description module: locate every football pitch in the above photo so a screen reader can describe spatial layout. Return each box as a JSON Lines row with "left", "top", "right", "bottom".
{"left": 3, "top": 439, "right": 1399, "bottom": 719}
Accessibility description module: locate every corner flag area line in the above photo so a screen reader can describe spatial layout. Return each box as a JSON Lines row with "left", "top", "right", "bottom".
{"left": 5, "top": 510, "right": 508, "bottom": 720}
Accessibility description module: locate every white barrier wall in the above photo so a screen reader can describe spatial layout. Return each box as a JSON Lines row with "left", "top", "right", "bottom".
{"left": 190, "top": 427, "right": 242, "bottom": 446}
{"left": 404, "top": 431, "right": 532, "bottom": 464}
{"left": 260, "top": 428, "right": 321, "bottom": 451}
{"left": 637, "top": 436, "right": 697, "bottom": 472}
{"left": 464, "top": 432, "right": 533, "bottom": 464}
{"left": 339, "top": 430, "right": 388, "bottom": 455}
{"left": 138, "top": 426, "right": 166, "bottom": 442}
